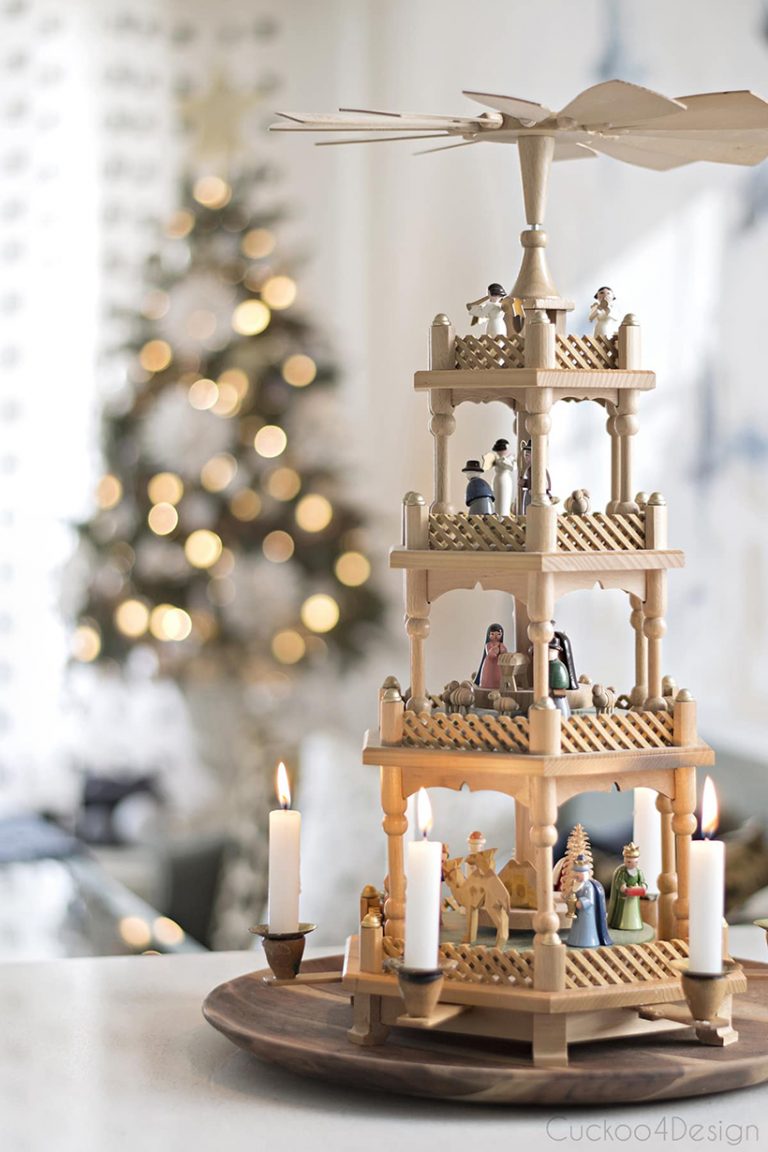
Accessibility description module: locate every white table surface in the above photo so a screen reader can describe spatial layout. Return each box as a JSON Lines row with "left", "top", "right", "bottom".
{"left": 2, "top": 926, "right": 767, "bottom": 1152}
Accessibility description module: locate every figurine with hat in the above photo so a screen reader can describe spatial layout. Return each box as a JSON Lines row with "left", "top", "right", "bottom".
{"left": 463, "top": 459, "right": 495, "bottom": 515}
{"left": 567, "top": 853, "right": 613, "bottom": 949}
{"left": 607, "top": 842, "right": 648, "bottom": 931}
{"left": 466, "top": 282, "right": 508, "bottom": 337}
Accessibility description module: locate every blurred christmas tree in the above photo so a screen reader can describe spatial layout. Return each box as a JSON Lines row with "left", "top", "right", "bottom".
{"left": 69, "top": 76, "right": 386, "bottom": 944}
{"left": 74, "top": 168, "right": 384, "bottom": 686}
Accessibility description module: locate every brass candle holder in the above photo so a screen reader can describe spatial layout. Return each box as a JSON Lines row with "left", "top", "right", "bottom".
{"left": 385, "top": 957, "right": 446, "bottom": 1019}
{"left": 671, "top": 958, "right": 740, "bottom": 1039}
{"left": 250, "top": 923, "right": 317, "bottom": 982}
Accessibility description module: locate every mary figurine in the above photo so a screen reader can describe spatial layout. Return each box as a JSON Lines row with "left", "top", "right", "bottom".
{"left": 567, "top": 855, "right": 613, "bottom": 948}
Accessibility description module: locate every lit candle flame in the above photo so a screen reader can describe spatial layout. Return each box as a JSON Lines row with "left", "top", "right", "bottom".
{"left": 416, "top": 787, "right": 433, "bottom": 839}
{"left": 275, "top": 761, "right": 291, "bottom": 810}
{"left": 701, "top": 776, "right": 719, "bottom": 839}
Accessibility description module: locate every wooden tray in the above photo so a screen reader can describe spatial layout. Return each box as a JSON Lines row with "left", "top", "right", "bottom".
{"left": 202, "top": 955, "right": 768, "bottom": 1105}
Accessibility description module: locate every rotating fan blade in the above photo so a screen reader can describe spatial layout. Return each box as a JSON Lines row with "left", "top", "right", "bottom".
{"left": 315, "top": 133, "right": 454, "bottom": 147}
{"left": 339, "top": 106, "right": 491, "bottom": 126}
{"left": 271, "top": 112, "right": 467, "bottom": 132}
{"left": 656, "top": 90, "right": 768, "bottom": 131}
{"left": 414, "top": 139, "right": 481, "bottom": 155}
{"left": 591, "top": 137, "right": 697, "bottom": 171}
{"left": 598, "top": 131, "right": 768, "bottom": 167}
{"left": 462, "top": 90, "right": 553, "bottom": 124}
{"left": 552, "top": 140, "right": 599, "bottom": 161}
{"left": 558, "top": 80, "right": 685, "bottom": 128}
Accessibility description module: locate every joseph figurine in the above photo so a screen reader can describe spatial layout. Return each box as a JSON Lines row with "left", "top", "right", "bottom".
{"left": 607, "top": 842, "right": 647, "bottom": 931}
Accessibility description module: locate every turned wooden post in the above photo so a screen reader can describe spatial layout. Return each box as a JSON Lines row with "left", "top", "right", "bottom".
{"left": 617, "top": 313, "right": 641, "bottom": 369}
{"left": 629, "top": 593, "right": 648, "bottom": 708}
{"left": 606, "top": 407, "right": 622, "bottom": 514}
{"left": 526, "top": 401, "right": 552, "bottom": 507}
{"left": 402, "top": 493, "right": 430, "bottom": 711}
{"left": 515, "top": 801, "right": 533, "bottom": 864}
{"left": 615, "top": 390, "right": 639, "bottom": 514}
{"left": 530, "top": 764, "right": 565, "bottom": 993}
{"left": 643, "top": 570, "right": 667, "bottom": 711}
{"left": 524, "top": 308, "right": 555, "bottom": 369}
{"left": 644, "top": 492, "right": 668, "bottom": 549}
{"left": 428, "top": 320, "right": 455, "bottom": 515}
{"left": 527, "top": 573, "right": 555, "bottom": 704}
{"left": 380, "top": 689, "right": 406, "bottom": 939}
{"left": 672, "top": 763, "right": 697, "bottom": 942}
{"left": 656, "top": 792, "right": 677, "bottom": 941}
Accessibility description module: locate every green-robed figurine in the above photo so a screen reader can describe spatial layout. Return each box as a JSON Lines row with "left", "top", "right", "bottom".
{"left": 607, "top": 842, "right": 647, "bottom": 931}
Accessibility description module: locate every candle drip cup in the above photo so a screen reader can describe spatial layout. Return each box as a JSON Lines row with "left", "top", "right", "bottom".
{"left": 250, "top": 923, "right": 317, "bottom": 982}
{"left": 385, "top": 958, "right": 450, "bottom": 1019}
{"left": 669, "top": 958, "right": 741, "bottom": 1045}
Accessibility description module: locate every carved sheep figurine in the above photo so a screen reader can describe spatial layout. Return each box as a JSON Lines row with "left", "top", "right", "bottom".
{"left": 488, "top": 690, "right": 518, "bottom": 715}
{"left": 592, "top": 683, "right": 616, "bottom": 715}
{"left": 441, "top": 680, "right": 460, "bottom": 709}
{"left": 448, "top": 680, "right": 476, "bottom": 715}
{"left": 564, "top": 488, "right": 591, "bottom": 515}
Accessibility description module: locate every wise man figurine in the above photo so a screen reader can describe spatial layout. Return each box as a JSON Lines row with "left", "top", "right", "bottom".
{"left": 607, "top": 842, "right": 647, "bottom": 931}
{"left": 567, "top": 854, "right": 613, "bottom": 949}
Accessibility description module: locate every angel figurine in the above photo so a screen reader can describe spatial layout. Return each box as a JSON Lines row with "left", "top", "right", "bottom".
{"left": 588, "top": 286, "right": 620, "bottom": 340}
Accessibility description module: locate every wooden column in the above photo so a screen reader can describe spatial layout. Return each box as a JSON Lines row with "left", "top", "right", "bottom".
{"left": 526, "top": 406, "right": 552, "bottom": 507}
{"left": 527, "top": 572, "right": 555, "bottom": 704}
{"left": 644, "top": 492, "right": 668, "bottom": 549}
{"left": 672, "top": 764, "right": 697, "bottom": 942}
{"left": 428, "top": 318, "right": 455, "bottom": 515}
{"left": 402, "top": 493, "right": 430, "bottom": 711}
{"left": 530, "top": 766, "right": 564, "bottom": 992}
{"left": 515, "top": 801, "right": 532, "bottom": 864}
{"left": 656, "top": 793, "right": 677, "bottom": 940}
{"left": 629, "top": 593, "right": 648, "bottom": 708}
{"left": 643, "top": 570, "right": 667, "bottom": 711}
{"left": 606, "top": 407, "right": 621, "bottom": 514}
{"left": 380, "top": 690, "right": 406, "bottom": 938}
{"left": 615, "top": 390, "right": 639, "bottom": 514}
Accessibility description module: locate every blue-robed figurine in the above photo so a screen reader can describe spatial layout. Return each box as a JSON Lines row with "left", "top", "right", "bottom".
{"left": 567, "top": 854, "right": 613, "bottom": 948}
{"left": 462, "top": 459, "right": 495, "bottom": 515}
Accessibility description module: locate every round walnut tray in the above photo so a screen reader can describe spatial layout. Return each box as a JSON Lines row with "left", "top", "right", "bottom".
{"left": 203, "top": 955, "right": 768, "bottom": 1106}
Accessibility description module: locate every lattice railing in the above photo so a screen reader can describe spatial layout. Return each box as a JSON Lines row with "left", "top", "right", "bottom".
{"left": 454, "top": 334, "right": 525, "bottom": 370}
{"left": 401, "top": 708, "right": 674, "bottom": 754}
{"left": 429, "top": 513, "right": 526, "bottom": 551}
{"left": 427, "top": 512, "right": 646, "bottom": 552}
{"left": 451, "top": 333, "right": 620, "bottom": 371}
{"left": 561, "top": 710, "right": 674, "bottom": 753}
{"left": 382, "top": 937, "right": 689, "bottom": 988}
{"left": 555, "top": 333, "right": 618, "bottom": 370}
{"left": 557, "top": 512, "right": 645, "bottom": 551}
{"left": 402, "top": 711, "right": 531, "bottom": 752}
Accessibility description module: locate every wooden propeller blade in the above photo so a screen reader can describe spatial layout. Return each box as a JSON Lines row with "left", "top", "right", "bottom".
{"left": 315, "top": 133, "right": 454, "bottom": 147}
{"left": 558, "top": 80, "right": 685, "bottom": 128}
{"left": 413, "top": 139, "right": 481, "bottom": 155}
{"left": 591, "top": 137, "right": 698, "bottom": 171}
{"left": 552, "top": 140, "right": 599, "bottom": 161}
{"left": 462, "top": 90, "right": 552, "bottom": 123}
{"left": 659, "top": 90, "right": 768, "bottom": 131}
{"left": 339, "top": 106, "right": 487, "bottom": 125}
{"left": 602, "top": 131, "right": 768, "bottom": 166}
{"left": 271, "top": 112, "right": 464, "bottom": 132}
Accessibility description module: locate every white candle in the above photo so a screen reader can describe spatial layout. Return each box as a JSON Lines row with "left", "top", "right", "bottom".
{"left": 404, "top": 789, "right": 442, "bottom": 970}
{"left": 633, "top": 787, "right": 661, "bottom": 894}
{"left": 268, "top": 762, "right": 301, "bottom": 934}
{"left": 688, "top": 777, "right": 724, "bottom": 974}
